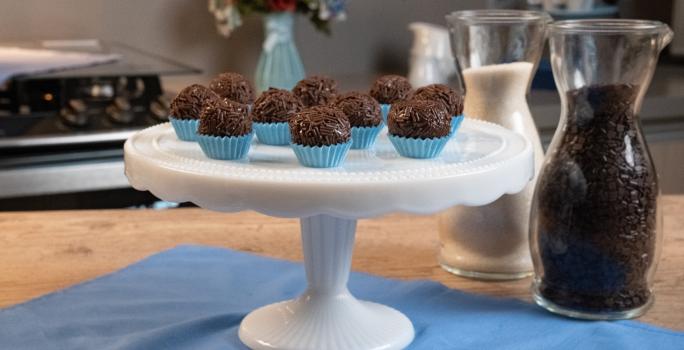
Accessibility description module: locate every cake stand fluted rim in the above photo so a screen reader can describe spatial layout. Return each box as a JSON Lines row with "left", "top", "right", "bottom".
{"left": 124, "top": 118, "right": 534, "bottom": 218}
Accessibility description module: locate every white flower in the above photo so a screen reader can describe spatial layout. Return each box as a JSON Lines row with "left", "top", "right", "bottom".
{"left": 208, "top": 0, "right": 243, "bottom": 38}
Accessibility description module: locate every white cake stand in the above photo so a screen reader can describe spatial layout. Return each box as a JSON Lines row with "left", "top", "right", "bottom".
{"left": 124, "top": 119, "right": 533, "bottom": 350}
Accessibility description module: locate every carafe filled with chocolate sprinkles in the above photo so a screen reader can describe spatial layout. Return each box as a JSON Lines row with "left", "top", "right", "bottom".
{"left": 530, "top": 19, "right": 673, "bottom": 320}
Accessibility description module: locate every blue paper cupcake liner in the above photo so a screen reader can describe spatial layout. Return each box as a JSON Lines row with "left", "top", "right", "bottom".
{"left": 291, "top": 141, "right": 352, "bottom": 168}
{"left": 450, "top": 115, "right": 465, "bottom": 136}
{"left": 253, "top": 122, "right": 291, "bottom": 146}
{"left": 351, "top": 124, "right": 383, "bottom": 149}
{"left": 169, "top": 117, "right": 199, "bottom": 142}
{"left": 388, "top": 134, "right": 450, "bottom": 159}
{"left": 197, "top": 133, "right": 253, "bottom": 160}
{"left": 380, "top": 104, "right": 391, "bottom": 124}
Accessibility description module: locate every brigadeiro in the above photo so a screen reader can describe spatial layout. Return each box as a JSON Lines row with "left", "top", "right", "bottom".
{"left": 169, "top": 84, "right": 220, "bottom": 141}
{"left": 331, "top": 92, "right": 383, "bottom": 149}
{"left": 209, "top": 72, "right": 255, "bottom": 105}
{"left": 292, "top": 75, "right": 338, "bottom": 107}
{"left": 369, "top": 74, "right": 412, "bottom": 123}
{"left": 252, "top": 88, "right": 303, "bottom": 145}
{"left": 413, "top": 83, "right": 465, "bottom": 135}
{"left": 289, "top": 106, "right": 351, "bottom": 168}
{"left": 196, "top": 99, "right": 253, "bottom": 160}
{"left": 387, "top": 99, "right": 451, "bottom": 159}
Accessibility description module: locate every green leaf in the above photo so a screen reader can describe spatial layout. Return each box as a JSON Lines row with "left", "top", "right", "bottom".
{"left": 309, "top": 12, "right": 332, "bottom": 35}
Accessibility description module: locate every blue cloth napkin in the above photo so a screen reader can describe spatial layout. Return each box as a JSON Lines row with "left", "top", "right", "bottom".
{"left": 1, "top": 245, "right": 681, "bottom": 349}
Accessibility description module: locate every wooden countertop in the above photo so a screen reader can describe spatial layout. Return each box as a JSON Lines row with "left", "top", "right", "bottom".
{"left": 1, "top": 195, "right": 682, "bottom": 330}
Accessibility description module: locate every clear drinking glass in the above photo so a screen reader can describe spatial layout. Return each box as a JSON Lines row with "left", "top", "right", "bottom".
{"left": 530, "top": 20, "right": 673, "bottom": 319}
{"left": 439, "top": 10, "right": 549, "bottom": 280}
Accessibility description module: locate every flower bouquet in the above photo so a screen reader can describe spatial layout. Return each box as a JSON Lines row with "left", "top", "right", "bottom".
{"left": 209, "top": 1, "right": 348, "bottom": 93}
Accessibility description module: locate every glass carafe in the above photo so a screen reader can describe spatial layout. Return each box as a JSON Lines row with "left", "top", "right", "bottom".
{"left": 530, "top": 20, "right": 673, "bottom": 319}
{"left": 440, "top": 10, "right": 550, "bottom": 280}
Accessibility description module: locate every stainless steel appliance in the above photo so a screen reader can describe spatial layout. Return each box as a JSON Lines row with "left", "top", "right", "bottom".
{"left": 0, "top": 41, "right": 198, "bottom": 210}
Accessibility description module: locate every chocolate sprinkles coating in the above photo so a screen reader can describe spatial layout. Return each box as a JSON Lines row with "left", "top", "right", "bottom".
{"left": 331, "top": 92, "right": 381, "bottom": 127}
{"left": 369, "top": 75, "right": 412, "bottom": 104}
{"left": 413, "top": 84, "right": 464, "bottom": 117}
{"left": 252, "top": 88, "right": 303, "bottom": 123}
{"left": 170, "top": 84, "right": 220, "bottom": 120}
{"left": 198, "top": 99, "right": 251, "bottom": 137}
{"left": 289, "top": 106, "right": 350, "bottom": 147}
{"left": 292, "top": 75, "right": 338, "bottom": 107}
{"left": 209, "top": 72, "right": 255, "bottom": 105}
{"left": 388, "top": 99, "right": 450, "bottom": 139}
{"left": 388, "top": 99, "right": 411, "bottom": 116}
{"left": 535, "top": 83, "right": 658, "bottom": 312}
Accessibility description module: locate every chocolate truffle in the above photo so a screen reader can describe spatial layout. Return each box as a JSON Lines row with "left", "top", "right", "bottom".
{"left": 209, "top": 72, "right": 255, "bottom": 105}
{"left": 198, "top": 100, "right": 251, "bottom": 137}
{"left": 412, "top": 84, "right": 464, "bottom": 116}
{"left": 292, "top": 75, "right": 338, "bottom": 107}
{"left": 170, "top": 84, "right": 220, "bottom": 120}
{"left": 289, "top": 106, "right": 351, "bottom": 147}
{"left": 252, "top": 88, "right": 303, "bottom": 123}
{"left": 388, "top": 100, "right": 450, "bottom": 139}
{"left": 370, "top": 75, "right": 412, "bottom": 104}
{"left": 388, "top": 99, "right": 411, "bottom": 116}
{"left": 331, "top": 92, "right": 382, "bottom": 127}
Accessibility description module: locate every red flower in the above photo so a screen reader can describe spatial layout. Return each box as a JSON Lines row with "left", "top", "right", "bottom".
{"left": 267, "top": 0, "right": 296, "bottom": 12}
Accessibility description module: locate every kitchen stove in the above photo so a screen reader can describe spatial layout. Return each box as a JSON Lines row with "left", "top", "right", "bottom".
{"left": 0, "top": 41, "right": 199, "bottom": 208}
{"left": 0, "top": 41, "right": 197, "bottom": 150}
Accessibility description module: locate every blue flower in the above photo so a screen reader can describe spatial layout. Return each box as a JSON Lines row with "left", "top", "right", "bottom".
{"left": 318, "top": 0, "right": 347, "bottom": 20}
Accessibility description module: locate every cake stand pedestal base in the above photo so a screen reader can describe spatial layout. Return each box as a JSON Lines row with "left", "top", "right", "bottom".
{"left": 125, "top": 120, "right": 535, "bottom": 350}
{"left": 238, "top": 215, "right": 414, "bottom": 350}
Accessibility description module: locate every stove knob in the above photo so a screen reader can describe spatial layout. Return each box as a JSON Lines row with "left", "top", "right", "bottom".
{"left": 60, "top": 99, "right": 89, "bottom": 127}
{"left": 106, "top": 97, "right": 135, "bottom": 124}
{"left": 149, "top": 96, "right": 170, "bottom": 122}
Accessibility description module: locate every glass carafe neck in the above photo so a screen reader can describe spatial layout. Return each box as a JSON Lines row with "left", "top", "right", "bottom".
{"left": 446, "top": 10, "right": 551, "bottom": 70}
{"left": 446, "top": 10, "right": 550, "bottom": 95}
{"left": 549, "top": 20, "right": 673, "bottom": 113}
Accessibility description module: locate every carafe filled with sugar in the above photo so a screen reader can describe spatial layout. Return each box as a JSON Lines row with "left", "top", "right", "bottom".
{"left": 440, "top": 10, "right": 549, "bottom": 279}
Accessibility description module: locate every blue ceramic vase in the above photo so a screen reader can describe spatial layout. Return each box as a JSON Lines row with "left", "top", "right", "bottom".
{"left": 255, "top": 12, "right": 305, "bottom": 93}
